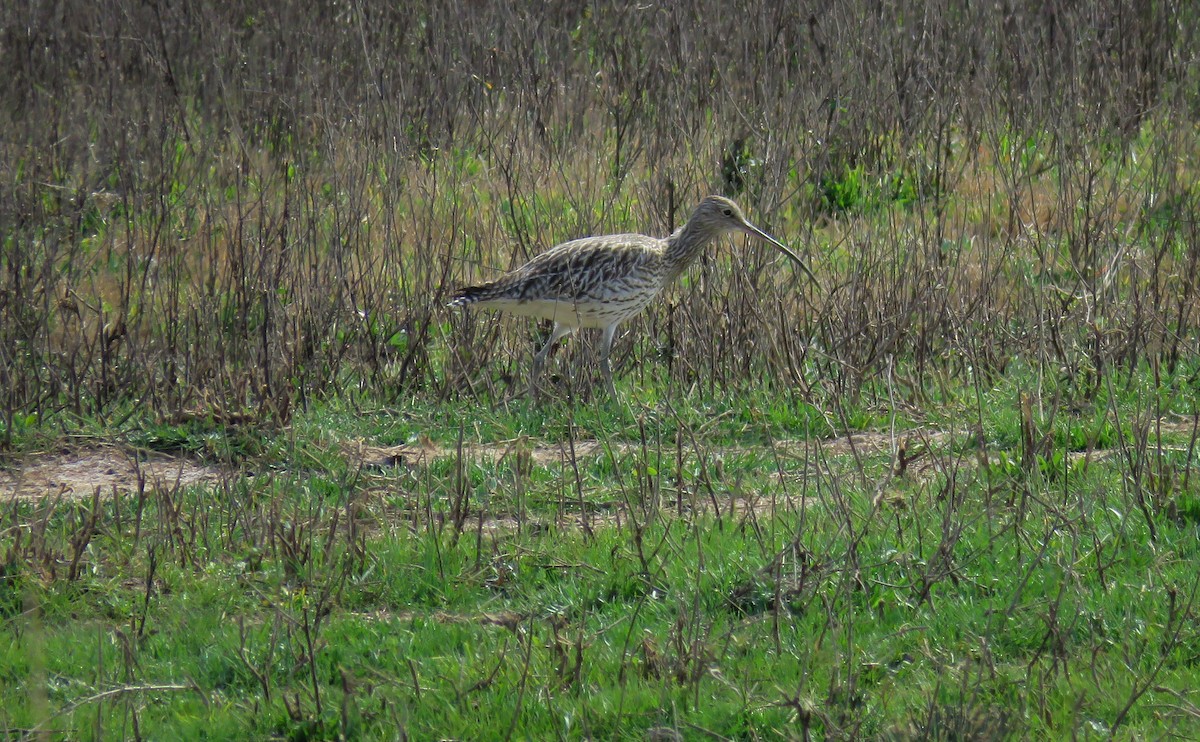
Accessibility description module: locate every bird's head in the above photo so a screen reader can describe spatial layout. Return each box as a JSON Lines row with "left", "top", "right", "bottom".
{"left": 690, "top": 195, "right": 753, "bottom": 234}
{"left": 690, "top": 196, "right": 816, "bottom": 283}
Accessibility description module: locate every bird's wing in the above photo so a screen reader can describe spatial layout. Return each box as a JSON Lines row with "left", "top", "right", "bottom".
{"left": 506, "top": 235, "right": 662, "bottom": 301}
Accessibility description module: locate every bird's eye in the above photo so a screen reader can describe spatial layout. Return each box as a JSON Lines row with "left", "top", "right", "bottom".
{"left": 722, "top": 208, "right": 733, "bottom": 217}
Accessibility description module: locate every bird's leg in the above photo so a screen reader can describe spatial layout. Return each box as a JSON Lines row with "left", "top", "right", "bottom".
{"left": 599, "top": 323, "right": 619, "bottom": 398}
{"left": 531, "top": 323, "right": 573, "bottom": 400}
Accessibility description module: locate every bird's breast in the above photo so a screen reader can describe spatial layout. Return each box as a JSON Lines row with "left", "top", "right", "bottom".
{"left": 485, "top": 290, "right": 660, "bottom": 329}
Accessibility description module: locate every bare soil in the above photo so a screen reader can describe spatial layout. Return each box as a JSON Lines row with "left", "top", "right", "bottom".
{"left": 0, "top": 447, "right": 226, "bottom": 501}
{"left": 349, "top": 430, "right": 929, "bottom": 469}
{"left": 4, "top": 417, "right": 1193, "bottom": 503}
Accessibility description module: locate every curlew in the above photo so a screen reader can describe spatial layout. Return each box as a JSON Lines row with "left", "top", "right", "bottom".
{"left": 448, "top": 195, "right": 814, "bottom": 398}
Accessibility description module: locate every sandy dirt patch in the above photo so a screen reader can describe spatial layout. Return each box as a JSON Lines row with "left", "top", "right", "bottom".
{"left": 348, "top": 430, "right": 940, "bottom": 470}
{"left": 3, "top": 415, "right": 1192, "bottom": 503}
{"left": 1, "top": 447, "right": 226, "bottom": 501}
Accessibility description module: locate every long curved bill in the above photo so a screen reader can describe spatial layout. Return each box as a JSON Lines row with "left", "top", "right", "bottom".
{"left": 743, "top": 221, "right": 818, "bottom": 285}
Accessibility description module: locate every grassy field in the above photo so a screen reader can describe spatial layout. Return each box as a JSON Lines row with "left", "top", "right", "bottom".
{"left": 4, "top": 1, "right": 1200, "bottom": 739}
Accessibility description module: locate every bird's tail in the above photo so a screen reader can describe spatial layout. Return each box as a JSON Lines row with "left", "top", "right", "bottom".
{"left": 447, "top": 283, "right": 500, "bottom": 309}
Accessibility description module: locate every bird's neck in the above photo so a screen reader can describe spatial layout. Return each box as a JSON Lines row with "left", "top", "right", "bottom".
{"left": 663, "top": 221, "right": 719, "bottom": 281}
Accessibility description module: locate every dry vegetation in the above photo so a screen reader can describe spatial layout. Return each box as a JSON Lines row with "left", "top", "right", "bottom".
{"left": 3, "top": 0, "right": 1198, "bottom": 426}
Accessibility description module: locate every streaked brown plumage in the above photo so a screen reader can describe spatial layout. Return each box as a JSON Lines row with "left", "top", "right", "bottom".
{"left": 449, "top": 195, "right": 814, "bottom": 398}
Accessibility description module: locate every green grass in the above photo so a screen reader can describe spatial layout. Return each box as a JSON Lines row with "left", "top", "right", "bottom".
{"left": 3, "top": 362, "right": 1199, "bottom": 739}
